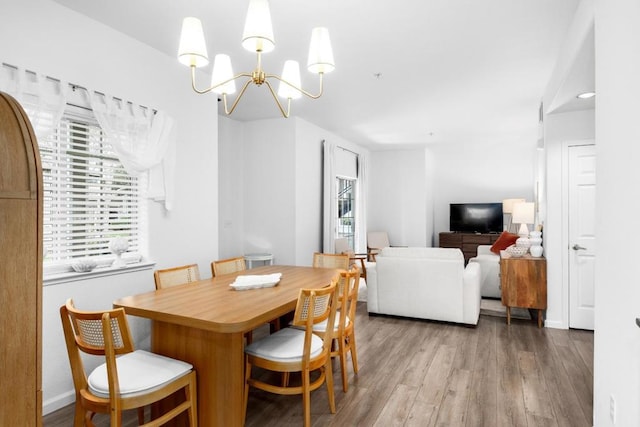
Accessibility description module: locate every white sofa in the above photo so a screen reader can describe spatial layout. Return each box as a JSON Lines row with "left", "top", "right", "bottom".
{"left": 367, "top": 247, "right": 481, "bottom": 325}
{"left": 468, "top": 245, "right": 501, "bottom": 298}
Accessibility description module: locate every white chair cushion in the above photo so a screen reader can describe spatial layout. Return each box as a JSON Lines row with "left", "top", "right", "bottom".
{"left": 312, "top": 314, "right": 350, "bottom": 333}
{"left": 88, "top": 350, "right": 192, "bottom": 398}
{"left": 245, "top": 327, "right": 324, "bottom": 362}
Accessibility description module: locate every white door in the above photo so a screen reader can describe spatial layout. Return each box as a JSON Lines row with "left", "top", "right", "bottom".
{"left": 568, "top": 144, "right": 596, "bottom": 330}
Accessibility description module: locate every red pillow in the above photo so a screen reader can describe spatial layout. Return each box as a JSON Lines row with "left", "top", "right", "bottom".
{"left": 490, "top": 231, "right": 519, "bottom": 254}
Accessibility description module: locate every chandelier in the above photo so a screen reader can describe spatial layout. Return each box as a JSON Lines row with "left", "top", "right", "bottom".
{"left": 178, "top": 0, "right": 335, "bottom": 118}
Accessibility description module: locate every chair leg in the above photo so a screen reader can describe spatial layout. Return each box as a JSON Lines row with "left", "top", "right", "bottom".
{"left": 243, "top": 359, "right": 252, "bottom": 426}
{"left": 324, "top": 358, "right": 336, "bottom": 414}
{"left": 137, "top": 407, "right": 145, "bottom": 424}
{"left": 86, "top": 411, "right": 97, "bottom": 427}
{"left": 302, "top": 369, "right": 311, "bottom": 427}
{"left": 349, "top": 331, "right": 359, "bottom": 374}
{"left": 187, "top": 373, "right": 198, "bottom": 427}
{"left": 338, "top": 337, "right": 348, "bottom": 392}
{"left": 109, "top": 410, "right": 121, "bottom": 427}
{"left": 73, "top": 401, "right": 85, "bottom": 427}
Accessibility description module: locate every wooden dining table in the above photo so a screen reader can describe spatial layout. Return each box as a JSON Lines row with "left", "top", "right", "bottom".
{"left": 113, "top": 264, "right": 339, "bottom": 427}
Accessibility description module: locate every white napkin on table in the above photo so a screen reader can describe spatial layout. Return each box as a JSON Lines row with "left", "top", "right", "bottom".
{"left": 231, "top": 273, "right": 282, "bottom": 288}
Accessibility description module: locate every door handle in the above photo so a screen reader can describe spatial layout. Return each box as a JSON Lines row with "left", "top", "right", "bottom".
{"left": 572, "top": 244, "right": 587, "bottom": 251}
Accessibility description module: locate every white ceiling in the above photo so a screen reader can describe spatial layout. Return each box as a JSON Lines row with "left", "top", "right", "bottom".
{"left": 52, "top": 0, "right": 587, "bottom": 150}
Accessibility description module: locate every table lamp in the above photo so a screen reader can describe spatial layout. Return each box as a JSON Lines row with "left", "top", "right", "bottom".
{"left": 512, "top": 202, "right": 535, "bottom": 238}
{"left": 502, "top": 198, "right": 526, "bottom": 233}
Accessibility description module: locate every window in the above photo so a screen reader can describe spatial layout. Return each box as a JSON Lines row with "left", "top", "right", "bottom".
{"left": 336, "top": 177, "right": 356, "bottom": 250}
{"left": 41, "top": 106, "right": 144, "bottom": 267}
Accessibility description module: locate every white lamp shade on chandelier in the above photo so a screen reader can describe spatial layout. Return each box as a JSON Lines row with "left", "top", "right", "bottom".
{"left": 512, "top": 202, "right": 535, "bottom": 237}
{"left": 278, "top": 60, "right": 302, "bottom": 99}
{"left": 177, "top": 0, "right": 335, "bottom": 117}
{"left": 241, "top": 0, "right": 275, "bottom": 53}
{"left": 211, "top": 54, "right": 236, "bottom": 95}
{"left": 307, "top": 27, "right": 335, "bottom": 74}
{"left": 177, "top": 17, "right": 210, "bottom": 67}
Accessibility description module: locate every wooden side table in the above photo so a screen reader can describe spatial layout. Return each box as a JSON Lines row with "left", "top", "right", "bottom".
{"left": 500, "top": 254, "right": 547, "bottom": 328}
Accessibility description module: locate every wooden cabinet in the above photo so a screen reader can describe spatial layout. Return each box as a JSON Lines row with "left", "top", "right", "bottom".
{"left": 0, "top": 92, "right": 43, "bottom": 425}
{"left": 500, "top": 254, "right": 547, "bottom": 328}
{"left": 439, "top": 232, "right": 500, "bottom": 263}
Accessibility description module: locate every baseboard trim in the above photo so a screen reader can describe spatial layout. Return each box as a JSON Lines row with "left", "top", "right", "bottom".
{"left": 43, "top": 390, "right": 75, "bottom": 415}
{"left": 543, "top": 319, "right": 568, "bottom": 330}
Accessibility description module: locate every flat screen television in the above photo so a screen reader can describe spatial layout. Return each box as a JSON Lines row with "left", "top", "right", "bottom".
{"left": 450, "top": 203, "right": 503, "bottom": 234}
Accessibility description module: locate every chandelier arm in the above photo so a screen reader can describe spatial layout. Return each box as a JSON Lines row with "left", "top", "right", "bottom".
{"left": 189, "top": 66, "right": 253, "bottom": 95}
{"left": 265, "top": 72, "right": 325, "bottom": 99}
{"left": 263, "top": 80, "right": 291, "bottom": 118}
{"left": 221, "top": 78, "right": 254, "bottom": 115}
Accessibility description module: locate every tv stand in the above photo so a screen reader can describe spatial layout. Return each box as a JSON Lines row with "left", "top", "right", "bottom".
{"left": 439, "top": 232, "right": 501, "bottom": 263}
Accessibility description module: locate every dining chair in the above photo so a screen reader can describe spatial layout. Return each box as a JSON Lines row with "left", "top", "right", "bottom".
{"left": 60, "top": 299, "right": 198, "bottom": 427}
{"left": 334, "top": 237, "right": 369, "bottom": 281}
{"left": 313, "top": 266, "right": 360, "bottom": 392}
{"left": 243, "top": 280, "right": 339, "bottom": 427}
{"left": 153, "top": 263, "right": 201, "bottom": 289}
{"left": 312, "top": 252, "right": 350, "bottom": 270}
{"left": 211, "top": 256, "right": 246, "bottom": 277}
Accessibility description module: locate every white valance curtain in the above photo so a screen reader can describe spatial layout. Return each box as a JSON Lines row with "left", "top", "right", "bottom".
{"left": 0, "top": 62, "right": 176, "bottom": 210}
{"left": 89, "top": 93, "right": 176, "bottom": 210}
{"left": 0, "top": 64, "right": 68, "bottom": 141}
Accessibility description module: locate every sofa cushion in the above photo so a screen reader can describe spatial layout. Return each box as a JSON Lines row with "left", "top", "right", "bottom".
{"left": 490, "top": 231, "right": 519, "bottom": 254}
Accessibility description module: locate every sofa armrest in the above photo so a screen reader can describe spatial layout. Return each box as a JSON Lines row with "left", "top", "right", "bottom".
{"left": 365, "top": 263, "right": 379, "bottom": 312}
{"left": 462, "top": 261, "right": 481, "bottom": 324}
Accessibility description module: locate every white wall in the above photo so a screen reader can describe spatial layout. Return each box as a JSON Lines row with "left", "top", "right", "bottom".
{"left": 2, "top": 0, "right": 219, "bottom": 414}
{"left": 243, "top": 118, "right": 297, "bottom": 263}
{"left": 593, "top": 0, "right": 640, "bottom": 425}
{"left": 429, "top": 141, "right": 536, "bottom": 245}
{"left": 218, "top": 116, "right": 368, "bottom": 265}
{"left": 368, "top": 149, "right": 430, "bottom": 247}
{"left": 294, "top": 119, "right": 328, "bottom": 265}
{"left": 218, "top": 116, "right": 245, "bottom": 259}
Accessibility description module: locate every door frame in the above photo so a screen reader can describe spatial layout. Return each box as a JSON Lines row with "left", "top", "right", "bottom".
{"left": 560, "top": 139, "right": 595, "bottom": 329}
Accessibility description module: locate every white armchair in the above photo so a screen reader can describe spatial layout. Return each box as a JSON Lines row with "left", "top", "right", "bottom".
{"left": 367, "top": 231, "right": 390, "bottom": 261}
{"left": 468, "top": 245, "right": 501, "bottom": 298}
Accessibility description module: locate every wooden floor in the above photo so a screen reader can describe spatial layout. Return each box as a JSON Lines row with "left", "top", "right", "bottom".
{"left": 44, "top": 302, "right": 593, "bottom": 426}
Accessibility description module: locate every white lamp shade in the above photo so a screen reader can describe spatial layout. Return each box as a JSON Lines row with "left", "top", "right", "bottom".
{"left": 278, "top": 60, "right": 302, "bottom": 99}
{"left": 211, "top": 54, "right": 236, "bottom": 95}
{"left": 512, "top": 202, "right": 535, "bottom": 225}
{"left": 502, "top": 198, "right": 526, "bottom": 214}
{"left": 307, "top": 27, "right": 335, "bottom": 74}
{"left": 178, "top": 17, "right": 209, "bottom": 67}
{"left": 242, "top": 0, "right": 275, "bottom": 53}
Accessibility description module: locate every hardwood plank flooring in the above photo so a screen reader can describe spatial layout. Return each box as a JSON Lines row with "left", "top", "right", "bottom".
{"left": 43, "top": 303, "right": 593, "bottom": 427}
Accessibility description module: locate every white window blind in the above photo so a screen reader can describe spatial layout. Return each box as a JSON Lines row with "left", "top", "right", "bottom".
{"left": 41, "top": 106, "right": 143, "bottom": 264}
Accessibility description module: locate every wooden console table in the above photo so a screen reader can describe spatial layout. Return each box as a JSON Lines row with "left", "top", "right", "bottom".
{"left": 500, "top": 254, "right": 547, "bottom": 328}
{"left": 439, "top": 232, "right": 500, "bottom": 263}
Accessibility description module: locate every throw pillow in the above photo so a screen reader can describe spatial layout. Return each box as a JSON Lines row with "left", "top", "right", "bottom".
{"left": 490, "top": 231, "right": 519, "bottom": 254}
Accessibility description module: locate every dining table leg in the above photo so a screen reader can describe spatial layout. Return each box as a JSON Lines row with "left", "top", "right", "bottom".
{"left": 152, "top": 320, "right": 246, "bottom": 426}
